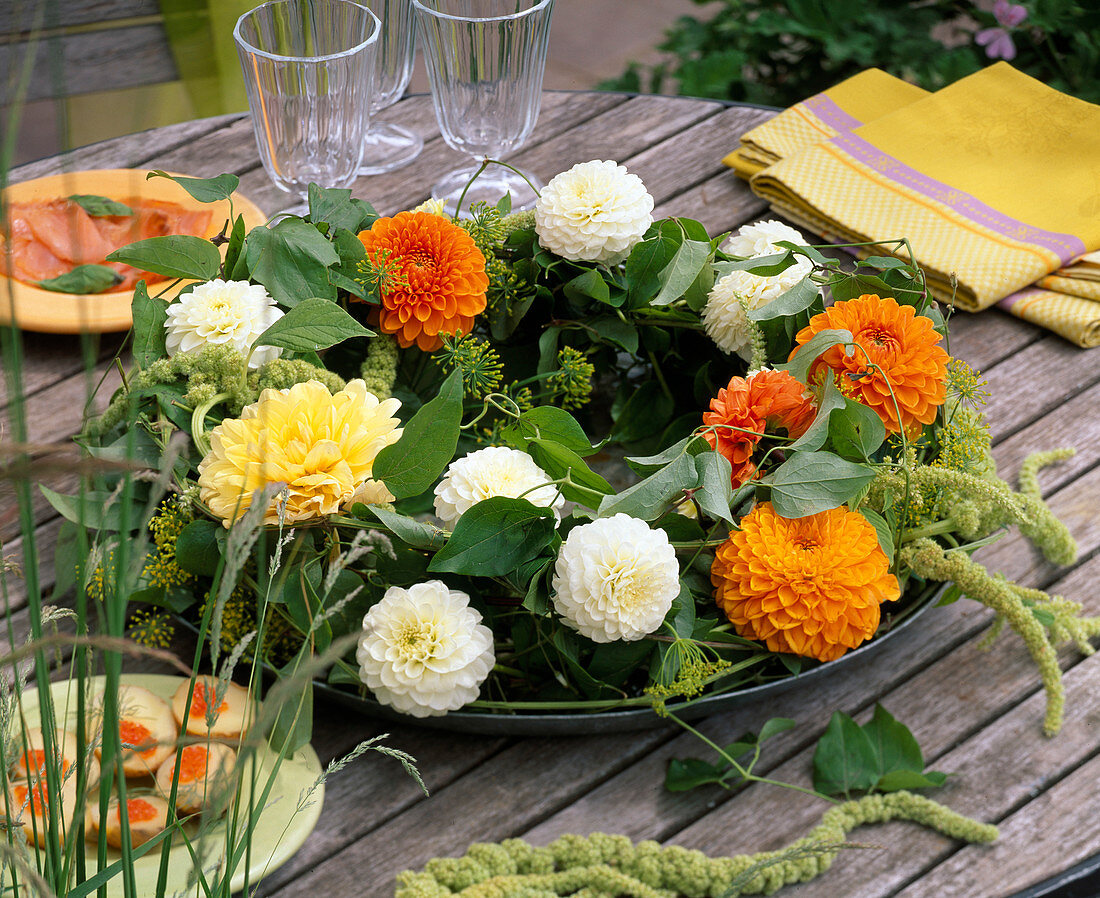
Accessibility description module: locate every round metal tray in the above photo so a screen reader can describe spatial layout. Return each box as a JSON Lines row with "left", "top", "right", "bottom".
{"left": 313, "top": 582, "right": 946, "bottom": 736}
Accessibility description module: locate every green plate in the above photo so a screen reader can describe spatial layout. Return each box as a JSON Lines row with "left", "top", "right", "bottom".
{"left": 17, "top": 674, "right": 322, "bottom": 896}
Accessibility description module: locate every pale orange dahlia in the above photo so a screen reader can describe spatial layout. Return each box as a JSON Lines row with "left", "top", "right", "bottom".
{"left": 357, "top": 211, "right": 489, "bottom": 351}
{"left": 711, "top": 502, "right": 900, "bottom": 662}
{"left": 792, "top": 294, "right": 948, "bottom": 437}
{"left": 702, "top": 369, "right": 817, "bottom": 487}
{"left": 198, "top": 380, "right": 402, "bottom": 526}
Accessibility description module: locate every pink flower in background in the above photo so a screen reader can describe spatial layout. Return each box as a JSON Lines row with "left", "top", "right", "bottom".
{"left": 975, "top": 0, "right": 1029, "bottom": 60}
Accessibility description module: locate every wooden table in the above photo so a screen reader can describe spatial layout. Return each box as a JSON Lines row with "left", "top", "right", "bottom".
{"left": 5, "top": 91, "right": 1100, "bottom": 898}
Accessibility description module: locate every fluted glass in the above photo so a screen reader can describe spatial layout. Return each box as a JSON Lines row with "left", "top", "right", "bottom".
{"left": 357, "top": 0, "right": 424, "bottom": 174}
{"left": 414, "top": 0, "right": 553, "bottom": 212}
{"left": 235, "top": 0, "right": 381, "bottom": 202}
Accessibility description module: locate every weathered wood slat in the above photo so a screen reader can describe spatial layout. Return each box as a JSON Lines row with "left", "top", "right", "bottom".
{"left": 2, "top": 25, "right": 176, "bottom": 103}
{"left": 0, "top": 1, "right": 158, "bottom": 35}
{"left": 10, "top": 113, "right": 240, "bottom": 179}
{"left": 892, "top": 752, "right": 1100, "bottom": 898}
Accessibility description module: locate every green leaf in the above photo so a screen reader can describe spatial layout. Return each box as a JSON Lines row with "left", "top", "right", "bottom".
{"left": 830, "top": 398, "right": 887, "bottom": 460}
{"left": 39, "top": 486, "right": 126, "bottom": 531}
{"left": 624, "top": 231, "right": 677, "bottom": 307}
{"left": 876, "top": 769, "right": 948, "bottom": 791}
{"left": 37, "top": 264, "right": 123, "bottom": 294}
{"left": 307, "top": 184, "right": 377, "bottom": 233}
{"left": 589, "top": 315, "right": 639, "bottom": 354}
{"left": 652, "top": 238, "right": 712, "bottom": 306}
{"left": 812, "top": 711, "right": 880, "bottom": 796}
{"left": 224, "top": 213, "right": 248, "bottom": 278}
{"left": 692, "top": 451, "right": 735, "bottom": 523}
{"left": 665, "top": 757, "right": 730, "bottom": 792}
{"left": 244, "top": 218, "right": 341, "bottom": 307}
{"left": 252, "top": 296, "right": 372, "bottom": 353}
{"left": 864, "top": 704, "right": 923, "bottom": 780}
{"left": 503, "top": 406, "right": 598, "bottom": 456}
{"left": 758, "top": 717, "right": 797, "bottom": 743}
{"left": 67, "top": 194, "right": 132, "bottom": 217}
{"left": 521, "top": 558, "right": 553, "bottom": 615}
{"left": 366, "top": 506, "right": 448, "bottom": 551}
{"left": 147, "top": 170, "right": 240, "bottom": 203}
{"left": 527, "top": 438, "right": 613, "bottom": 506}
{"left": 107, "top": 235, "right": 221, "bottom": 281}
{"left": 831, "top": 271, "right": 895, "bottom": 304}
{"left": 748, "top": 276, "right": 819, "bottom": 321}
{"left": 782, "top": 327, "right": 852, "bottom": 386}
{"left": 612, "top": 381, "right": 674, "bottom": 443}
{"left": 787, "top": 371, "right": 844, "bottom": 452}
{"left": 770, "top": 450, "right": 876, "bottom": 518}
{"left": 714, "top": 251, "right": 793, "bottom": 277}
{"left": 627, "top": 434, "right": 708, "bottom": 476}
{"left": 860, "top": 506, "right": 894, "bottom": 558}
{"left": 174, "top": 520, "right": 222, "bottom": 577}
{"left": 373, "top": 370, "right": 463, "bottom": 499}
{"left": 563, "top": 269, "right": 612, "bottom": 306}
{"left": 131, "top": 282, "right": 168, "bottom": 368}
{"left": 597, "top": 452, "right": 698, "bottom": 520}
{"left": 428, "top": 497, "right": 557, "bottom": 577}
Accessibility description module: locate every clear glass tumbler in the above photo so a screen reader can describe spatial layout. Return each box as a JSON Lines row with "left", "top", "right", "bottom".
{"left": 234, "top": 0, "right": 381, "bottom": 204}
{"left": 413, "top": 0, "right": 554, "bottom": 213}
{"left": 357, "top": 0, "right": 423, "bottom": 175}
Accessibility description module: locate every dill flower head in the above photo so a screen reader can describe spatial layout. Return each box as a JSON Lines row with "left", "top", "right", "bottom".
{"left": 433, "top": 446, "right": 565, "bottom": 528}
{"left": 164, "top": 279, "right": 283, "bottom": 369}
{"left": 357, "top": 212, "right": 489, "bottom": 351}
{"left": 547, "top": 346, "right": 595, "bottom": 409}
{"left": 535, "top": 160, "right": 654, "bottom": 264}
{"left": 551, "top": 514, "right": 680, "bottom": 643}
{"left": 197, "top": 379, "right": 402, "bottom": 526}
{"left": 436, "top": 333, "right": 503, "bottom": 399}
{"left": 702, "top": 369, "right": 817, "bottom": 488}
{"left": 711, "top": 502, "right": 900, "bottom": 662}
{"left": 793, "top": 294, "right": 949, "bottom": 437}
{"left": 356, "top": 580, "right": 495, "bottom": 717}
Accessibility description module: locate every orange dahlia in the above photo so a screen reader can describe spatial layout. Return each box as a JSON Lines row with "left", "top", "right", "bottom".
{"left": 711, "top": 502, "right": 900, "bottom": 662}
{"left": 702, "top": 369, "right": 817, "bottom": 487}
{"left": 792, "top": 294, "right": 948, "bottom": 437}
{"left": 357, "top": 211, "right": 489, "bottom": 351}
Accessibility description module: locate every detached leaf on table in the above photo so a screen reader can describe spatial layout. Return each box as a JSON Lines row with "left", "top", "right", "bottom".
{"left": 37, "top": 264, "right": 123, "bottom": 295}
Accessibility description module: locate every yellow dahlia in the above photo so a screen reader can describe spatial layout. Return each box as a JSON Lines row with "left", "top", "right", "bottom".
{"left": 357, "top": 211, "right": 489, "bottom": 352}
{"left": 198, "top": 379, "right": 402, "bottom": 526}
{"left": 792, "top": 294, "right": 949, "bottom": 437}
{"left": 711, "top": 502, "right": 900, "bottom": 662}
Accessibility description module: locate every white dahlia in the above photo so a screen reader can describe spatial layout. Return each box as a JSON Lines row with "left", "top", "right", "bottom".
{"left": 724, "top": 219, "right": 812, "bottom": 259}
{"left": 433, "top": 446, "right": 564, "bottom": 528}
{"left": 356, "top": 581, "right": 495, "bottom": 717}
{"left": 165, "top": 279, "right": 283, "bottom": 368}
{"left": 551, "top": 513, "right": 680, "bottom": 643}
{"left": 535, "top": 160, "right": 654, "bottom": 264}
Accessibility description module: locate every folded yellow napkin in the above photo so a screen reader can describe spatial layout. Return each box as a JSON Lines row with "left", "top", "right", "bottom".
{"left": 744, "top": 64, "right": 1100, "bottom": 348}
{"left": 723, "top": 69, "right": 928, "bottom": 179}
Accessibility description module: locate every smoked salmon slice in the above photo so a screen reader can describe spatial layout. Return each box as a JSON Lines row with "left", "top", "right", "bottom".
{"left": 2, "top": 197, "right": 214, "bottom": 292}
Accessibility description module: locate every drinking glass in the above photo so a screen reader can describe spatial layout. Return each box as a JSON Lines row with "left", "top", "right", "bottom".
{"left": 357, "top": 0, "right": 423, "bottom": 174}
{"left": 413, "top": 0, "right": 553, "bottom": 213}
{"left": 234, "top": 0, "right": 381, "bottom": 205}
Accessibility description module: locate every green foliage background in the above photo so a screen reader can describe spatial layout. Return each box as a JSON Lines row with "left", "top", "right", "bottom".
{"left": 602, "top": 0, "right": 1100, "bottom": 107}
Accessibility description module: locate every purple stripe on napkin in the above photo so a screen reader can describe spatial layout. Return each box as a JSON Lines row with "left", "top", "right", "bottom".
{"left": 831, "top": 132, "right": 1086, "bottom": 264}
{"left": 998, "top": 287, "right": 1044, "bottom": 310}
{"left": 802, "top": 94, "right": 863, "bottom": 133}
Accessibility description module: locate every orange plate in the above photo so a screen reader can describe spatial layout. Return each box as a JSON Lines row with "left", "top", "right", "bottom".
{"left": 1, "top": 169, "right": 268, "bottom": 334}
